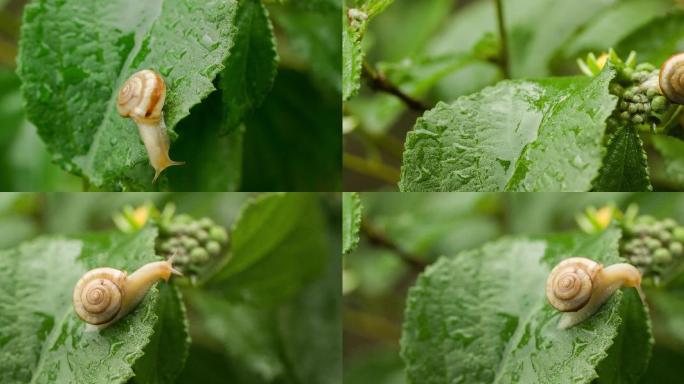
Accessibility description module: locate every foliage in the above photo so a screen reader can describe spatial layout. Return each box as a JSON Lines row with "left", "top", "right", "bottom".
{"left": 342, "top": 192, "right": 362, "bottom": 254}
{"left": 343, "top": 0, "right": 684, "bottom": 192}
{"left": 344, "top": 193, "right": 684, "bottom": 384}
{"left": 6, "top": 0, "right": 340, "bottom": 191}
{"left": 0, "top": 192, "right": 340, "bottom": 383}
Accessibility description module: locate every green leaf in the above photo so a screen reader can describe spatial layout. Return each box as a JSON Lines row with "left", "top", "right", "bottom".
{"left": 277, "top": 247, "right": 342, "bottom": 384}
{"left": 342, "top": 11, "right": 364, "bottom": 100}
{"left": 428, "top": 0, "right": 621, "bottom": 78}
{"left": 342, "top": 0, "right": 396, "bottom": 100}
{"left": 270, "top": 2, "right": 341, "bottom": 94}
{"left": 616, "top": 11, "right": 684, "bottom": 66}
{"left": 204, "top": 193, "right": 327, "bottom": 305}
{"left": 401, "top": 228, "right": 652, "bottom": 384}
{"left": 131, "top": 284, "right": 190, "bottom": 384}
{"left": 361, "top": 192, "right": 500, "bottom": 258}
{"left": 596, "top": 289, "right": 653, "bottom": 384}
{"left": 288, "top": 0, "right": 341, "bottom": 11}
{"left": 345, "top": 52, "right": 481, "bottom": 135}
{"left": 652, "top": 135, "right": 684, "bottom": 189}
{"left": 400, "top": 67, "right": 617, "bottom": 191}
{"left": 220, "top": 0, "right": 278, "bottom": 133}
{"left": 241, "top": 69, "right": 341, "bottom": 191}
{"left": 18, "top": 0, "right": 240, "bottom": 189}
{"left": 342, "top": 192, "right": 362, "bottom": 255}
{"left": 0, "top": 227, "right": 187, "bottom": 384}
{"left": 593, "top": 125, "right": 652, "bottom": 192}
{"left": 168, "top": 90, "right": 243, "bottom": 191}
{"left": 184, "top": 290, "right": 284, "bottom": 380}
{"left": 556, "top": 0, "right": 673, "bottom": 67}
{"left": 186, "top": 236, "right": 340, "bottom": 384}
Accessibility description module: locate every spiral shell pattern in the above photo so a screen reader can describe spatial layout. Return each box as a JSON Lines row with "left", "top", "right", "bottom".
{"left": 116, "top": 69, "right": 165, "bottom": 121}
{"left": 545, "top": 257, "right": 601, "bottom": 312}
{"left": 73, "top": 267, "right": 126, "bottom": 325}
{"left": 660, "top": 53, "right": 684, "bottom": 105}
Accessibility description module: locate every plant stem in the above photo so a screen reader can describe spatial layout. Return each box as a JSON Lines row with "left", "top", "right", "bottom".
{"left": 362, "top": 61, "right": 429, "bottom": 113}
{"left": 361, "top": 219, "right": 427, "bottom": 272}
{"left": 494, "top": 0, "right": 510, "bottom": 79}
{"left": 343, "top": 152, "right": 400, "bottom": 185}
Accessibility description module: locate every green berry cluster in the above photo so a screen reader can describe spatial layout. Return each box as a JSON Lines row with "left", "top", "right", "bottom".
{"left": 621, "top": 216, "right": 684, "bottom": 280}
{"left": 612, "top": 64, "right": 669, "bottom": 130}
{"left": 156, "top": 214, "right": 229, "bottom": 277}
{"left": 579, "top": 50, "right": 674, "bottom": 133}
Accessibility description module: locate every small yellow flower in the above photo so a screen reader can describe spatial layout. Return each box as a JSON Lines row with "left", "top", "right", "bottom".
{"left": 132, "top": 206, "right": 151, "bottom": 227}
{"left": 596, "top": 53, "right": 609, "bottom": 70}
{"left": 594, "top": 206, "right": 614, "bottom": 229}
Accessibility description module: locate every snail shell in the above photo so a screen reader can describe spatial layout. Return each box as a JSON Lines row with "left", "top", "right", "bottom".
{"left": 546, "top": 257, "right": 600, "bottom": 312}
{"left": 73, "top": 267, "right": 126, "bottom": 325}
{"left": 73, "top": 259, "right": 181, "bottom": 331}
{"left": 117, "top": 69, "right": 165, "bottom": 123}
{"left": 546, "top": 257, "right": 641, "bottom": 329}
{"left": 117, "top": 69, "right": 184, "bottom": 183}
{"left": 659, "top": 53, "right": 684, "bottom": 104}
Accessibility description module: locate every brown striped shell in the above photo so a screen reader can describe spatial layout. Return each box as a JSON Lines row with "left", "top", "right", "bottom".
{"left": 72, "top": 267, "right": 126, "bottom": 325}
{"left": 116, "top": 69, "right": 166, "bottom": 122}
{"left": 545, "top": 257, "right": 601, "bottom": 312}
{"left": 660, "top": 53, "right": 684, "bottom": 105}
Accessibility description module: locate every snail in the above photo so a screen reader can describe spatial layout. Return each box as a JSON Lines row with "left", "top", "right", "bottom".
{"left": 659, "top": 53, "right": 684, "bottom": 105}
{"left": 545, "top": 257, "right": 641, "bottom": 329}
{"left": 73, "top": 259, "right": 181, "bottom": 331}
{"left": 117, "top": 69, "right": 184, "bottom": 182}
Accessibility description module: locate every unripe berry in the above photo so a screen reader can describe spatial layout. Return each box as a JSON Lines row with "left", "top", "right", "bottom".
{"left": 653, "top": 248, "right": 672, "bottom": 264}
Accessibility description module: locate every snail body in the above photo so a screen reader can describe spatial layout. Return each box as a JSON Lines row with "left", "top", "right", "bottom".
{"left": 546, "top": 257, "right": 641, "bottom": 329}
{"left": 73, "top": 259, "right": 181, "bottom": 331}
{"left": 117, "top": 69, "right": 184, "bottom": 182}
{"left": 659, "top": 53, "right": 684, "bottom": 105}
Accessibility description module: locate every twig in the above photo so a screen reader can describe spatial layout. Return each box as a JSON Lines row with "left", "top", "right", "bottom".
{"left": 343, "top": 152, "right": 400, "bottom": 185}
{"left": 361, "top": 219, "right": 427, "bottom": 272}
{"left": 494, "top": 0, "right": 510, "bottom": 79}
{"left": 362, "top": 61, "right": 429, "bottom": 113}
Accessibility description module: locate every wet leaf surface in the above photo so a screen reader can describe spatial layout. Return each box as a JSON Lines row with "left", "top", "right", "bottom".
{"left": 17, "top": 0, "right": 278, "bottom": 190}
{"left": 400, "top": 68, "right": 616, "bottom": 191}
{"left": 401, "top": 228, "right": 652, "bottom": 384}
{"left": 0, "top": 227, "right": 187, "bottom": 384}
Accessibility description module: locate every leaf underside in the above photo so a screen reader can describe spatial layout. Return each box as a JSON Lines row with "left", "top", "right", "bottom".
{"left": 400, "top": 67, "right": 617, "bottom": 192}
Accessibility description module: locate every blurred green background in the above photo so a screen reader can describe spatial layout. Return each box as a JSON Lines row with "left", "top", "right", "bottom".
{"left": 0, "top": 1, "right": 82, "bottom": 190}
{"left": 343, "top": 0, "right": 684, "bottom": 191}
{"left": 0, "top": 192, "right": 341, "bottom": 384}
{"left": 344, "top": 192, "right": 684, "bottom": 384}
